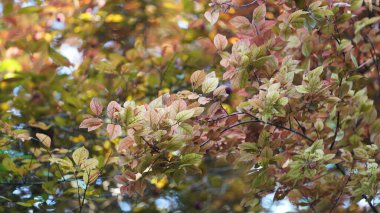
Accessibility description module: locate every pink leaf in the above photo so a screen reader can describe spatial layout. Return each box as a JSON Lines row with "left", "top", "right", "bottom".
{"left": 79, "top": 118, "right": 103, "bottom": 131}
{"left": 118, "top": 136, "right": 135, "bottom": 152}
{"left": 90, "top": 98, "right": 103, "bottom": 116}
{"left": 214, "top": 34, "right": 228, "bottom": 51}
{"left": 107, "top": 124, "right": 122, "bottom": 140}
{"left": 107, "top": 101, "right": 122, "bottom": 119}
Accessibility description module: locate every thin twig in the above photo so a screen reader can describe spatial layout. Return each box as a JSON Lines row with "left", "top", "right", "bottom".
{"left": 362, "top": 194, "right": 379, "bottom": 213}
{"left": 329, "top": 111, "right": 340, "bottom": 150}
{"left": 200, "top": 116, "right": 314, "bottom": 148}
{"left": 230, "top": 0, "right": 259, "bottom": 8}
{"left": 141, "top": 137, "right": 160, "bottom": 153}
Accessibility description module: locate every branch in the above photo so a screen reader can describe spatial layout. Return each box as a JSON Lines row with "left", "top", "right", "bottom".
{"left": 230, "top": 0, "right": 259, "bottom": 8}
{"left": 349, "top": 54, "right": 380, "bottom": 74}
{"left": 329, "top": 111, "right": 340, "bottom": 150}
{"left": 141, "top": 137, "right": 160, "bottom": 153}
{"left": 200, "top": 116, "right": 314, "bottom": 148}
{"left": 362, "top": 194, "right": 379, "bottom": 213}
{"left": 31, "top": 137, "right": 66, "bottom": 181}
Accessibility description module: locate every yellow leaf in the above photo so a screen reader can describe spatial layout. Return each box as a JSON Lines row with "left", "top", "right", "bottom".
{"left": 36, "top": 133, "right": 51, "bottom": 148}
{"left": 80, "top": 158, "right": 99, "bottom": 170}
{"left": 72, "top": 147, "right": 89, "bottom": 165}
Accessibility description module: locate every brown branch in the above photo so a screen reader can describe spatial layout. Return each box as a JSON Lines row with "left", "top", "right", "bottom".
{"left": 230, "top": 0, "right": 259, "bottom": 8}
{"left": 349, "top": 54, "right": 380, "bottom": 74}
{"left": 200, "top": 116, "right": 314, "bottom": 148}
{"left": 141, "top": 137, "right": 160, "bottom": 153}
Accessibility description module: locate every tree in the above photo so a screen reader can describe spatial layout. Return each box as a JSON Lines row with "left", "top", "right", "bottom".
{"left": 0, "top": 0, "right": 379, "bottom": 212}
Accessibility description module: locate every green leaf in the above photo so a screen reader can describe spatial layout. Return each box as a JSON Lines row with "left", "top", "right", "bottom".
{"left": 0, "top": 195, "right": 11, "bottom": 202}
{"left": 175, "top": 109, "right": 194, "bottom": 122}
{"left": 302, "top": 41, "right": 311, "bottom": 57}
{"left": 304, "top": 16, "right": 317, "bottom": 31}
{"left": 18, "top": 6, "right": 41, "bottom": 14}
{"left": 355, "top": 17, "right": 380, "bottom": 34}
{"left": 16, "top": 201, "right": 34, "bottom": 207}
{"left": 180, "top": 153, "right": 202, "bottom": 168}
{"left": 295, "top": 85, "right": 309, "bottom": 93}
{"left": 351, "top": 0, "right": 363, "bottom": 10}
{"left": 337, "top": 39, "right": 351, "bottom": 52}
{"left": 48, "top": 46, "right": 71, "bottom": 66}
{"left": 278, "top": 97, "right": 288, "bottom": 106}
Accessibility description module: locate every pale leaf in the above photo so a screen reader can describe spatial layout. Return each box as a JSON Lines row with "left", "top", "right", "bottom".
{"left": 202, "top": 77, "right": 219, "bottom": 94}
{"left": 36, "top": 133, "right": 51, "bottom": 148}
{"left": 72, "top": 146, "right": 89, "bottom": 165}
{"left": 213, "top": 34, "right": 228, "bottom": 51}
{"left": 190, "top": 70, "right": 206, "bottom": 88}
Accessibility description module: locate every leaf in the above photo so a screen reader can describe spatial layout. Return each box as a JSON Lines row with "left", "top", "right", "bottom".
{"left": 72, "top": 147, "right": 89, "bottom": 165}
{"left": 171, "top": 99, "right": 187, "bottom": 113}
{"left": 213, "top": 34, "right": 228, "bottom": 51}
{"left": 107, "top": 101, "right": 122, "bottom": 119}
{"left": 36, "top": 133, "right": 51, "bottom": 148}
{"left": 180, "top": 153, "right": 202, "bottom": 168}
{"left": 252, "top": 4, "right": 266, "bottom": 23}
{"left": 176, "top": 109, "right": 194, "bottom": 122}
{"left": 146, "top": 109, "right": 160, "bottom": 126}
{"left": 204, "top": 10, "right": 219, "bottom": 25}
{"left": 107, "top": 124, "right": 122, "bottom": 140}
{"left": 295, "top": 85, "right": 309, "bottom": 94}
{"left": 79, "top": 118, "right": 103, "bottom": 131}
{"left": 337, "top": 39, "right": 352, "bottom": 52}
{"left": 49, "top": 158, "right": 74, "bottom": 168}
{"left": 18, "top": 6, "right": 41, "bottom": 14}
{"left": 202, "top": 77, "right": 219, "bottom": 94}
{"left": 230, "top": 16, "right": 251, "bottom": 29}
{"left": 354, "top": 17, "right": 380, "bottom": 34}
{"left": 90, "top": 98, "right": 103, "bottom": 116}
{"left": 83, "top": 171, "right": 100, "bottom": 184}
{"left": 190, "top": 70, "right": 206, "bottom": 88}
{"left": 48, "top": 46, "right": 71, "bottom": 66}
{"left": 301, "top": 41, "right": 311, "bottom": 57}
{"left": 351, "top": 0, "right": 363, "bottom": 10}
{"left": 80, "top": 158, "right": 99, "bottom": 170}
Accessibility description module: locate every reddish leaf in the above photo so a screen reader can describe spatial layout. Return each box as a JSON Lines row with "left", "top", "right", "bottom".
{"left": 226, "top": 115, "right": 238, "bottom": 126}
{"left": 90, "top": 98, "right": 103, "bottom": 116}
{"left": 107, "top": 101, "right": 122, "bottom": 120}
{"left": 118, "top": 136, "right": 135, "bottom": 151}
{"left": 107, "top": 124, "right": 122, "bottom": 140}
{"left": 79, "top": 118, "right": 103, "bottom": 131}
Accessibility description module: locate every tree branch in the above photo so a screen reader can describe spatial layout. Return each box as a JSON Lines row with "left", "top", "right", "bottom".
{"left": 362, "top": 194, "right": 379, "bottom": 213}
{"left": 329, "top": 111, "right": 340, "bottom": 150}
{"left": 230, "top": 0, "right": 259, "bottom": 8}
{"left": 200, "top": 116, "right": 314, "bottom": 148}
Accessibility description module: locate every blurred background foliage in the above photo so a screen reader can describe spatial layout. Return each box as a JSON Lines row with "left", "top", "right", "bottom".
{"left": 1, "top": 0, "right": 378, "bottom": 212}
{"left": 0, "top": 0, "right": 270, "bottom": 212}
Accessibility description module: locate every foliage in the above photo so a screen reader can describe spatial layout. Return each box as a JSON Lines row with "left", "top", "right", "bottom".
{"left": 0, "top": 0, "right": 380, "bottom": 212}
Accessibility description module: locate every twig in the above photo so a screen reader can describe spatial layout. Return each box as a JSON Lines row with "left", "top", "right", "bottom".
{"left": 329, "top": 111, "right": 340, "bottom": 150}
{"left": 79, "top": 170, "right": 91, "bottom": 213}
{"left": 141, "top": 137, "right": 160, "bottom": 153}
{"left": 207, "top": 112, "right": 245, "bottom": 122}
{"left": 362, "top": 194, "right": 379, "bottom": 213}
{"left": 31, "top": 137, "right": 66, "bottom": 181}
{"left": 200, "top": 116, "right": 314, "bottom": 148}
{"left": 230, "top": 0, "right": 259, "bottom": 8}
